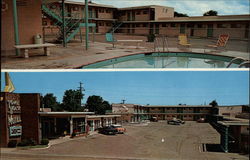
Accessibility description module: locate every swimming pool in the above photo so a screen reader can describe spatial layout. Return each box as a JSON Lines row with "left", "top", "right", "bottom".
{"left": 81, "top": 52, "right": 246, "bottom": 68}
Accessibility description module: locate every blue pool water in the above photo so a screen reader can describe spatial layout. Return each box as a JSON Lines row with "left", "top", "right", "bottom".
{"left": 82, "top": 52, "right": 243, "bottom": 68}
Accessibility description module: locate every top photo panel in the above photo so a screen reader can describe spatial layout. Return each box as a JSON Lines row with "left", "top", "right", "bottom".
{"left": 1, "top": 0, "right": 250, "bottom": 69}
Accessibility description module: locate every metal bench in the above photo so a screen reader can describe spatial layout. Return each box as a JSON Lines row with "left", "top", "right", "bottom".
{"left": 105, "top": 33, "right": 143, "bottom": 48}
{"left": 14, "top": 43, "right": 56, "bottom": 58}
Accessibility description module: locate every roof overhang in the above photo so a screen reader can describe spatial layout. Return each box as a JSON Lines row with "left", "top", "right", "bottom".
{"left": 38, "top": 112, "right": 94, "bottom": 118}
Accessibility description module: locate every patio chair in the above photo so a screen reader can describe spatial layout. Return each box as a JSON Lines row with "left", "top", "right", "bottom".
{"left": 205, "top": 34, "right": 229, "bottom": 52}
{"left": 105, "top": 33, "right": 116, "bottom": 48}
{"left": 178, "top": 34, "right": 191, "bottom": 50}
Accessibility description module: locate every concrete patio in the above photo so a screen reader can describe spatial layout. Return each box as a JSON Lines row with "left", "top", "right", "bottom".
{"left": 1, "top": 35, "right": 249, "bottom": 69}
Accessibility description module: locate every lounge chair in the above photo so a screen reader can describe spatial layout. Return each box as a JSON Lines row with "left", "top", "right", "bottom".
{"left": 178, "top": 34, "right": 191, "bottom": 50}
{"left": 205, "top": 34, "right": 229, "bottom": 52}
{"left": 105, "top": 33, "right": 143, "bottom": 48}
{"left": 105, "top": 33, "right": 116, "bottom": 48}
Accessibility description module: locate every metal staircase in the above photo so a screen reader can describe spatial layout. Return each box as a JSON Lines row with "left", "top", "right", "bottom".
{"left": 107, "top": 22, "right": 123, "bottom": 33}
{"left": 42, "top": 3, "right": 84, "bottom": 43}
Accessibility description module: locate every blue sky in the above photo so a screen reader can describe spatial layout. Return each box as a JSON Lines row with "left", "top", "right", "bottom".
{"left": 73, "top": 0, "right": 249, "bottom": 16}
{"left": 1, "top": 71, "right": 249, "bottom": 106}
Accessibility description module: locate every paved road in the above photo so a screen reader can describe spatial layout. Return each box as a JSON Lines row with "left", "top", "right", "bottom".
{"left": 1, "top": 122, "right": 248, "bottom": 160}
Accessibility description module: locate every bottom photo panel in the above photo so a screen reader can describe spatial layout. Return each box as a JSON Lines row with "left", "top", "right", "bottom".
{"left": 1, "top": 71, "right": 249, "bottom": 160}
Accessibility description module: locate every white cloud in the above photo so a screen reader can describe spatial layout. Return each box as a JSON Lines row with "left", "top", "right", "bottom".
{"left": 72, "top": 0, "right": 249, "bottom": 16}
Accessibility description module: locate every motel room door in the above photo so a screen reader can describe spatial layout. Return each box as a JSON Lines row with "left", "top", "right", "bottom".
{"left": 127, "top": 12, "right": 131, "bottom": 21}
{"left": 155, "top": 24, "right": 159, "bottom": 34}
{"left": 132, "top": 12, "right": 135, "bottom": 21}
{"left": 180, "top": 24, "right": 186, "bottom": 34}
{"left": 207, "top": 24, "right": 214, "bottom": 37}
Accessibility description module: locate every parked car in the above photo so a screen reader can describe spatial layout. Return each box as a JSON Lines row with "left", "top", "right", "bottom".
{"left": 110, "top": 124, "right": 126, "bottom": 134}
{"left": 167, "top": 120, "right": 181, "bottom": 125}
{"left": 197, "top": 118, "right": 205, "bottom": 123}
{"left": 167, "top": 118, "right": 185, "bottom": 125}
{"left": 150, "top": 117, "right": 158, "bottom": 122}
{"left": 176, "top": 119, "right": 185, "bottom": 124}
{"left": 98, "top": 126, "right": 118, "bottom": 135}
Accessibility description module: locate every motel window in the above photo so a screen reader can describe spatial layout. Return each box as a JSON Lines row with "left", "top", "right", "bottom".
{"left": 217, "top": 24, "right": 227, "bottom": 28}
{"left": 99, "top": 9, "right": 105, "bottom": 13}
{"left": 187, "top": 24, "right": 194, "bottom": 28}
{"left": 197, "top": 24, "right": 204, "bottom": 28}
{"left": 73, "top": 6, "right": 79, "bottom": 11}
{"left": 184, "top": 115, "right": 187, "bottom": 117}
{"left": 143, "top": 23, "right": 148, "bottom": 27}
{"left": 106, "top": 9, "right": 111, "bottom": 13}
{"left": 231, "top": 24, "right": 241, "bottom": 28}
{"left": 189, "top": 115, "right": 192, "bottom": 117}
{"left": 170, "top": 23, "right": 176, "bottom": 27}
{"left": 143, "top": 10, "right": 148, "bottom": 14}
{"left": 162, "top": 23, "right": 167, "bottom": 27}
{"left": 99, "top": 22, "right": 104, "bottom": 26}
{"left": 136, "top": 24, "right": 140, "bottom": 27}
{"left": 162, "top": 8, "right": 168, "bottom": 13}
{"left": 106, "top": 23, "right": 111, "bottom": 26}
{"left": 136, "top": 11, "right": 141, "bottom": 15}
{"left": 121, "top": 12, "right": 126, "bottom": 16}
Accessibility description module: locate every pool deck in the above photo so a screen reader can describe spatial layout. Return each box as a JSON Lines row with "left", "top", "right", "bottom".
{"left": 1, "top": 36, "right": 249, "bottom": 69}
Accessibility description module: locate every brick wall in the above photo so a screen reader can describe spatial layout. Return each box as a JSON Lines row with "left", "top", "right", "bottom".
{"left": 154, "top": 6, "right": 174, "bottom": 20}
{"left": 20, "top": 93, "right": 41, "bottom": 144}
{"left": 1, "top": 0, "right": 43, "bottom": 55}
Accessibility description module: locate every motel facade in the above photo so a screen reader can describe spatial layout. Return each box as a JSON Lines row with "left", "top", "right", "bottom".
{"left": 1, "top": 0, "right": 250, "bottom": 56}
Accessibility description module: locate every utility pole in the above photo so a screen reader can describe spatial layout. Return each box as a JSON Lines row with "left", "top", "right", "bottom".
{"left": 78, "top": 82, "right": 84, "bottom": 107}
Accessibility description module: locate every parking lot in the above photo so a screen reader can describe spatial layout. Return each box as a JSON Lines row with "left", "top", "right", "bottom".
{"left": 1, "top": 121, "right": 248, "bottom": 160}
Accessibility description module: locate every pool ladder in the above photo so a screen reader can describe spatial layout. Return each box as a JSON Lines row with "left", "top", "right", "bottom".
{"left": 226, "top": 57, "right": 250, "bottom": 68}
{"left": 154, "top": 36, "right": 169, "bottom": 52}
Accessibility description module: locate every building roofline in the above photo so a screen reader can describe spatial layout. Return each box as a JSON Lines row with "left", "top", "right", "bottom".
{"left": 59, "top": 0, "right": 117, "bottom": 8}
{"left": 144, "top": 105, "right": 212, "bottom": 108}
{"left": 38, "top": 112, "right": 95, "bottom": 115}
{"left": 118, "top": 5, "right": 174, "bottom": 10}
{"left": 87, "top": 115, "right": 121, "bottom": 118}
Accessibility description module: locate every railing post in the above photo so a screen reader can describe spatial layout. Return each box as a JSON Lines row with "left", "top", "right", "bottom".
{"left": 12, "top": 0, "right": 20, "bottom": 55}
{"left": 85, "top": 0, "right": 89, "bottom": 50}
{"left": 62, "top": 0, "right": 66, "bottom": 47}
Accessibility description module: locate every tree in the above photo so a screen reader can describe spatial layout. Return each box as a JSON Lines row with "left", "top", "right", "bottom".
{"left": 209, "top": 100, "right": 218, "bottom": 107}
{"left": 174, "top": 11, "right": 188, "bottom": 17}
{"left": 61, "top": 89, "right": 84, "bottom": 112}
{"left": 42, "top": 93, "right": 61, "bottom": 111}
{"left": 203, "top": 10, "right": 218, "bottom": 16}
{"left": 86, "top": 95, "right": 111, "bottom": 115}
{"left": 209, "top": 100, "right": 219, "bottom": 115}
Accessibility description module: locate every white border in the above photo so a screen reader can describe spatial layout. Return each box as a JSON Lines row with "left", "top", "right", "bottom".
{"left": 1, "top": 68, "right": 249, "bottom": 72}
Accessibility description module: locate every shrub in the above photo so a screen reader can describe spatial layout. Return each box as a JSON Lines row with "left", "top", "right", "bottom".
{"left": 27, "top": 139, "right": 36, "bottom": 146}
{"left": 8, "top": 140, "right": 17, "bottom": 148}
{"left": 40, "top": 138, "right": 49, "bottom": 145}
{"left": 17, "top": 139, "right": 29, "bottom": 146}
{"left": 17, "top": 138, "right": 37, "bottom": 146}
